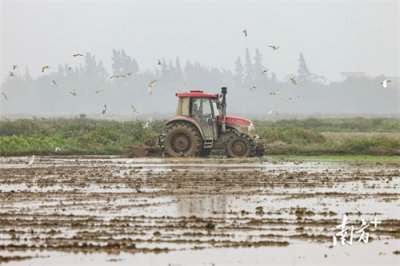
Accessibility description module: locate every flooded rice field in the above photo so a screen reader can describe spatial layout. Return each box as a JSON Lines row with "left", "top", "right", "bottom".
{"left": 0, "top": 156, "right": 399, "bottom": 265}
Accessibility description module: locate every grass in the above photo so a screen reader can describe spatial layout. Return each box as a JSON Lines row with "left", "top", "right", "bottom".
{"left": 0, "top": 117, "right": 164, "bottom": 156}
{"left": 254, "top": 117, "right": 400, "bottom": 132}
{"left": 0, "top": 117, "right": 399, "bottom": 156}
{"left": 268, "top": 155, "right": 400, "bottom": 163}
{"left": 255, "top": 120, "right": 400, "bottom": 156}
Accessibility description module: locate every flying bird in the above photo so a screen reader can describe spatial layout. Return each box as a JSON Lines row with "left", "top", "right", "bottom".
{"left": 73, "top": 53, "right": 84, "bottom": 57}
{"left": 2, "top": 92, "right": 8, "bottom": 100}
{"left": 52, "top": 80, "right": 57, "bottom": 88}
{"left": 12, "top": 65, "right": 17, "bottom": 70}
{"left": 131, "top": 105, "right": 140, "bottom": 114}
{"left": 290, "top": 77, "right": 297, "bottom": 85}
{"left": 143, "top": 121, "right": 149, "bottom": 129}
{"left": 28, "top": 155, "right": 36, "bottom": 166}
{"left": 55, "top": 147, "right": 61, "bottom": 152}
{"left": 42, "top": 65, "right": 50, "bottom": 73}
{"left": 269, "top": 91, "right": 280, "bottom": 96}
{"left": 95, "top": 89, "right": 104, "bottom": 94}
{"left": 148, "top": 80, "right": 157, "bottom": 95}
{"left": 9, "top": 71, "right": 15, "bottom": 77}
{"left": 261, "top": 68, "right": 269, "bottom": 74}
{"left": 250, "top": 86, "right": 256, "bottom": 91}
{"left": 110, "top": 74, "right": 125, "bottom": 79}
{"left": 157, "top": 59, "right": 162, "bottom": 65}
{"left": 267, "top": 110, "right": 278, "bottom": 116}
{"left": 269, "top": 45, "right": 280, "bottom": 51}
{"left": 381, "top": 79, "right": 392, "bottom": 88}
{"left": 243, "top": 29, "right": 248, "bottom": 37}
{"left": 101, "top": 104, "right": 107, "bottom": 118}
{"left": 69, "top": 89, "right": 77, "bottom": 96}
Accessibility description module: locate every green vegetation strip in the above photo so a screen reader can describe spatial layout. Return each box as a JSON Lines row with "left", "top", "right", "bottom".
{"left": 0, "top": 117, "right": 399, "bottom": 156}
{"left": 268, "top": 155, "right": 400, "bottom": 163}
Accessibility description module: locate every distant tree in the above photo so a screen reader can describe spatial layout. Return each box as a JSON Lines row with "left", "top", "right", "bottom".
{"left": 175, "top": 57, "right": 184, "bottom": 81}
{"left": 23, "top": 67, "right": 33, "bottom": 84}
{"left": 297, "top": 53, "right": 327, "bottom": 84}
{"left": 234, "top": 56, "right": 244, "bottom": 85}
{"left": 111, "top": 49, "right": 139, "bottom": 75}
{"left": 159, "top": 58, "right": 167, "bottom": 78}
{"left": 184, "top": 61, "right": 213, "bottom": 88}
{"left": 244, "top": 48, "right": 254, "bottom": 84}
{"left": 184, "top": 61, "right": 195, "bottom": 87}
{"left": 193, "top": 62, "right": 206, "bottom": 87}
{"left": 167, "top": 58, "right": 175, "bottom": 81}
{"left": 253, "top": 48, "right": 269, "bottom": 87}
{"left": 83, "top": 53, "right": 108, "bottom": 80}
{"left": 297, "top": 53, "right": 311, "bottom": 83}
{"left": 253, "top": 48, "right": 263, "bottom": 75}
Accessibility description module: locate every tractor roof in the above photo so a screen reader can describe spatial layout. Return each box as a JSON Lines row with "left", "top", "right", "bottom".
{"left": 176, "top": 90, "right": 219, "bottom": 99}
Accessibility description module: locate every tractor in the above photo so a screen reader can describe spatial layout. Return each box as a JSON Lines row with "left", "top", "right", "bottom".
{"left": 158, "top": 87, "right": 264, "bottom": 158}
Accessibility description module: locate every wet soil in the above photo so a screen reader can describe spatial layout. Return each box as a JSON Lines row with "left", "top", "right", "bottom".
{"left": 0, "top": 156, "right": 399, "bottom": 264}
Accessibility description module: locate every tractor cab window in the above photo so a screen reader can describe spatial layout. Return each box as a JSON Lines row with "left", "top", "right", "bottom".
{"left": 211, "top": 99, "right": 220, "bottom": 116}
{"left": 201, "top": 99, "right": 212, "bottom": 117}
{"left": 191, "top": 97, "right": 218, "bottom": 139}
{"left": 191, "top": 98, "right": 213, "bottom": 118}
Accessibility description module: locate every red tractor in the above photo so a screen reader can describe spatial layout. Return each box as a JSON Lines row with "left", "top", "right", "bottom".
{"left": 160, "top": 87, "right": 264, "bottom": 157}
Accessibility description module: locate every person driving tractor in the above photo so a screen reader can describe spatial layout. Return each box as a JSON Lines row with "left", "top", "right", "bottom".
{"left": 192, "top": 102, "right": 202, "bottom": 116}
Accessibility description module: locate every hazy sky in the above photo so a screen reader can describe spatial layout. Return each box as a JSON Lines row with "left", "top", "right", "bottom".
{"left": 1, "top": 0, "right": 399, "bottom": 81}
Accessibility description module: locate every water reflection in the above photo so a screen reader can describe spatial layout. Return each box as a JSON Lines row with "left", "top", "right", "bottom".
{"left": 176, "top": 194, "right": 227, "bottom": 218}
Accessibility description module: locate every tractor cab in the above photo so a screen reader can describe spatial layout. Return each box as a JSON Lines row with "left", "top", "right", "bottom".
{"left": 175, "top": 90, "right": 220, "bottom": 142}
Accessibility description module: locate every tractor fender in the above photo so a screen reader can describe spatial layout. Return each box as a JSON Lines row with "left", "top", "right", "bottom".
{"left": 165, "top": 116, "right": 205, "bottom": 140}
{"left": 226, "top": 125, "right": 249, "bottom": 136}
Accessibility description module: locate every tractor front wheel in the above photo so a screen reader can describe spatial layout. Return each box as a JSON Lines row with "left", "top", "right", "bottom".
{"left": 226, "top": 134, "right": 255, "bottom": 158}
{"left": 163, "top": 123, "right": 202, "bottom": 157}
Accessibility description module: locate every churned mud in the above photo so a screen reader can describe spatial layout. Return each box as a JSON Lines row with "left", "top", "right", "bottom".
{"left": 0, "top": 156, "right": 399, "bottom": 265}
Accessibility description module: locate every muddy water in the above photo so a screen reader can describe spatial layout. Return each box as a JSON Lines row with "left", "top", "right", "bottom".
{"left": 0, "top": 156, "right": 399, "bottom": 265}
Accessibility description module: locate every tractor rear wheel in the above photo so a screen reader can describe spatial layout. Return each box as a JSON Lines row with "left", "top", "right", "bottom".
{"left": 226, "top": 134, "right": 256, "bottom": 158}
{"left": 163, "top": 122, "right": 203, "bottom": 157}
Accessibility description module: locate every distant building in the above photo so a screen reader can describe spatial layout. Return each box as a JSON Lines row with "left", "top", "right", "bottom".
{"left": 340, "top": 72, "right": 365, "bottom": 78}
{"left": 340, "top": 72, "right": 378, "bottom": 81}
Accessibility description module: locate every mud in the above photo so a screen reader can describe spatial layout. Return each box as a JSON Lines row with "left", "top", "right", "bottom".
{"left": 0, "top": 156, "right": 399, "bottom": 265}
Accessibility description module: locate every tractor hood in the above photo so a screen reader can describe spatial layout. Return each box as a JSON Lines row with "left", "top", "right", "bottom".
{"left": 217, "top": 116, "right": 252, "bottom": 127}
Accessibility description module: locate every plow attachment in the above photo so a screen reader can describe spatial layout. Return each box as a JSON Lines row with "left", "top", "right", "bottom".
{"left": 125, "top": 139, "right": 164, "bottom": 158}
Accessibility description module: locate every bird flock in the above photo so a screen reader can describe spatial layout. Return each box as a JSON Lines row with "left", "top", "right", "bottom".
{"left": 2, "top": 53, "right": 162, "bottom": 117}
{"left": 243, "top": 28, "right": 298, "bottom": 115}
{"left": 241, "top": 28, "right": 394, "bottom": 116}
{"left": 2, "top": 30, "right": 395, "bottom": 117}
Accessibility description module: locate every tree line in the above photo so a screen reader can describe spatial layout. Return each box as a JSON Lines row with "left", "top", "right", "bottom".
{"left": 1, "top": 48, "right": 398, "bottom": 117}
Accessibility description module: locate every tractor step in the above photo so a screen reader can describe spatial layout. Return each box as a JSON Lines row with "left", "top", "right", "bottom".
{"left": 203, "top": 139, "right": 213, "bottom": 148}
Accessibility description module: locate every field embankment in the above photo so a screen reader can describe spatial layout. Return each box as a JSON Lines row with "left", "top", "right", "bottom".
{"left": 0, "top": 117, "right": 399, "bottom": 156}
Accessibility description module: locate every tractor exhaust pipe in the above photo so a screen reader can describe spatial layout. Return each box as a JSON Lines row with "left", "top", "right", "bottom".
{"left": 221, "top": 87, "right": 227, "bottom": 132}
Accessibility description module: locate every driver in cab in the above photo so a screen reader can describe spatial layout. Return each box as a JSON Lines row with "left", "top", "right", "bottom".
{"left": 192, "top": 102, "right": 202, "bottom": 117}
